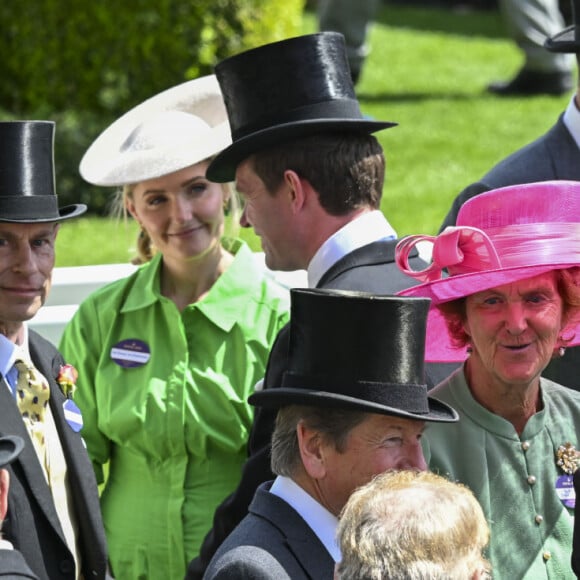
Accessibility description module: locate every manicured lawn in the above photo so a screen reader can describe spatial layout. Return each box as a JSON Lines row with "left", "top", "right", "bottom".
{"left": 55, "top": 2, "right": 573, "bottom": 266}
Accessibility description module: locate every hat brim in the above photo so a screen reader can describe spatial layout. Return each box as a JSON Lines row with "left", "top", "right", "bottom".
{"left": 80, "top": 75, "right": 230, "bottom": 186}
{"left": 545, "top": 27, "right": 580, "bottom": 53}
{"left": 249, "top": 389, "right": 458, "bottom": 423}
{"left": 399, "top": 263, "right": 580, "bottom": 362}
{"left": 206, "top": 118, "right": 397, "bottom": 183}
{"left": 85, "top": 122, "right": 232, "bottom": 187}
{"left": 0, "top": 203, "right": 87, "bottom": 224}
{"left": 0, "top": 435, "right": 24, "bottom": 468}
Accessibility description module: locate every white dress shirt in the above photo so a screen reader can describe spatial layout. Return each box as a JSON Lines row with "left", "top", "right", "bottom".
{"left": 307, "top": 210, "right": 397, "bottom": 288}
{"left": 270, "top": 475, "right": 341, "bottom": 562}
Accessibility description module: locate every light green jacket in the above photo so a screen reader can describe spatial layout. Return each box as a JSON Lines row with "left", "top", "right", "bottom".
{"left": 424, "top": 367, "right": 580, "bottom": 580}
{"left": 59, "top": 239, "right": 290, "bottom": 580}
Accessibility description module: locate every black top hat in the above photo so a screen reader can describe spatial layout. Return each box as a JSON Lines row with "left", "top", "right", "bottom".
{"left": 0, "top": 121, "right": 86, "bottom": 223}
{"left": 206, "top": 32, "right": 397, "bottom": 183}
{"left": 0, "top": 435, "right": 24, "bottom": 468}
{"left": 545, "top": 0, "right": 580, "bottom": 52}
{"left": 250, "top": 288, "right": 458, "bottom": 423}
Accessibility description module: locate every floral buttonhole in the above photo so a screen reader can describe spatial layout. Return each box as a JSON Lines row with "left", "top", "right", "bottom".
{"left": 57, "top": 364, "right": 78, "bottom": 399}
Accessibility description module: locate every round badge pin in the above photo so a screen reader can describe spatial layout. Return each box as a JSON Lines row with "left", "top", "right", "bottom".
{"left": 110, "top": 339, "right": 151, "bottom": 368}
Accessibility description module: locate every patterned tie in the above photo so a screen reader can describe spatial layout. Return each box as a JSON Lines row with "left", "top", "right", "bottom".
{"left": 14, "top": 356, "right": 50, "bottom": 455}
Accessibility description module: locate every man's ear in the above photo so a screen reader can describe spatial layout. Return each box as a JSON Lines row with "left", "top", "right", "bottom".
{"left": 0, "top": 469, "right": 9, "bottom": 522}
{"left": 283, "top": 170, "right": 307, "bottom": 214}
{"left": 296, "top": 420, "right": 327, "bottom": 479}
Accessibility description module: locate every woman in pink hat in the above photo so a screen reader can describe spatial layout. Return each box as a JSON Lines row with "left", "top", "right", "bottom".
{"left": 58, "top": 76, "right": 290, "bottom": 579}
{"left": 396, "top": 180, "right": 580, "bottom": 580}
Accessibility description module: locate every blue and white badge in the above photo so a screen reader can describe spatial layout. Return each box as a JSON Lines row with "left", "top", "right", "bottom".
{"left": 556, "top": 475, "right": 576, "bottom": 509}
{"left": 110, "top": 339, "right": 151, "bottom": 368}
{"left": 63, "top": 399, "right": 83, "bottom": 433}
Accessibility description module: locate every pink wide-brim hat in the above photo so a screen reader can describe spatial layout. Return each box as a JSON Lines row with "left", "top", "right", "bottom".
{"left": 396, "top": 180, "right": 580, "bottom": 362}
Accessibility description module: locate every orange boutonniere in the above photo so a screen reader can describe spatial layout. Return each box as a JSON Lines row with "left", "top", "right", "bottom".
{"left": 57, "top": 364, "right": 78, "bottom": 399}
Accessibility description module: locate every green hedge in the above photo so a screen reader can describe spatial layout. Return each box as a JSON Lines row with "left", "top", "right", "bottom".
{"left": 0, "top": 0, "right": 304, "bottom": 213}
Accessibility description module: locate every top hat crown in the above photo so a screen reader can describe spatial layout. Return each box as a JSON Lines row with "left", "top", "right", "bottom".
{"left": 0, "top": 121, "right": 86, "bottom": 223}
{"left": 250, "top": 288, "right": 458, "bottom": 423}
{"left": 545, "top": 0, "right": 580, "bottom": 52}
{"left": 206, "top": 32, "right": 397, "bottom": 182}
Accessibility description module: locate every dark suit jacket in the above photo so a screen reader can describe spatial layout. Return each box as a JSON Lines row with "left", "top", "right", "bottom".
{"left": 203, "top": 482, "right": 334, "bottom": 580}
{"left": 187, "top": 239, "right": 459, "bottom": 578}
{"left": 0, "top": 330, "right": 108, "bottom": 580}
{"left": 573, "top": 470, "right": 580, "bottom": 578}
{"left": 0, "top": 549, "right": 38, "bottom": 579}
{"left": 439, "top": 114, "right": 580, "bottom": 232}
{"left": 438, "top": 114, "right": 580, "bottom": 391}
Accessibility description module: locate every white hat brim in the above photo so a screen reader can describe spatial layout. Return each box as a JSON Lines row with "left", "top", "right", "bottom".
{"left": 80, "top": 75, "right": 232, "bottom": 186}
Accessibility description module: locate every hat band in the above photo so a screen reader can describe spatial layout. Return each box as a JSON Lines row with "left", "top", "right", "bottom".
{"left": 0, "top": 195, "right": 59, "bottom": 220}
{"left": 396, "top": 222, "right": 580, "bottom": 283}
{"left": 232, "top": 99, "right": 364, "bottom": 141}
{"left": 282, "top": 372, "right": 429, "bottom": 414}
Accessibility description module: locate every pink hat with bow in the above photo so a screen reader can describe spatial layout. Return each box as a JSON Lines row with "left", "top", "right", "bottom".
{"left": 396, "top": 180, "right": 580, "bottom": 362}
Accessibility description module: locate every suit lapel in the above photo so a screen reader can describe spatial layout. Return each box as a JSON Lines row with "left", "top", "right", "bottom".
{"left": 550, "top": 117, "right": 580, "bottom": 181}
{"left": 317, "top": 239, "right": 413, "bottom": 288}
{"left": 28, "top": 331, "right": 107, "bottom": 575}
{"left": 251, "top": 485, "right": 335, "bottom": 579}
{"left": 0, "top": 376, "right": 66, "bottom": 540}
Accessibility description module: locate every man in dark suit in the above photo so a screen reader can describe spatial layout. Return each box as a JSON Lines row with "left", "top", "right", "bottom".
{"left": 441, "top": 0, "right": 580, "bottom": 229}
{"left": 438, "top": 2, "right": 580, "bottom": 390}
{"left": 187, "top": 32, "right": 458, "bottom": 578}
{"left": 0, "top": 121, "right": 109, "bottom": 580}
{"left": 204, "top": 288, "right": 458, "bottom": 579}
{"left": 0, "top": 435, "right": 38, "bottom": 579}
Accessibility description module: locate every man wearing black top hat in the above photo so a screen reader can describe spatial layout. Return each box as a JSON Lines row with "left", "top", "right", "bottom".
{"left": 187, "top": 31, "right": 459, "bottom": 578}
{"left": 439, "top": 0, "right": 580, "bottom": 392}
{"left": 0, "top": 435, "right": 38, "bottom": 579}
{"left": 204, "top": 288, "right": 458, "bottom": 580}
{"left": 0, "top": 122, "right": 109, "bottom": 580}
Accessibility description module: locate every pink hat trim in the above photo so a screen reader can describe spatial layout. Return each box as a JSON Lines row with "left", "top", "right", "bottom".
{"left": 397, "top": 222, "right": 580, "bottom": 285}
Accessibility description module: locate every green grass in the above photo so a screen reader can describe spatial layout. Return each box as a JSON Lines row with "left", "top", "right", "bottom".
{"left": 55, "top": 2, "right": 573, "bottom": 266}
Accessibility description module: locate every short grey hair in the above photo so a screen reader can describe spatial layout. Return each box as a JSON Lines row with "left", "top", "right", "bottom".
{"left": 270, "top": 405, "right": 367, "bottom": 477}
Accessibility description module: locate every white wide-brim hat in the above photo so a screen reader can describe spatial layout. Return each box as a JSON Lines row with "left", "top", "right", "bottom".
{"left": 80, "top": 75, "right": 232, "bottom": 186}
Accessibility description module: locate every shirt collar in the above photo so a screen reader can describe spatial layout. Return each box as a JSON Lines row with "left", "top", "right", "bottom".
{"left": 307, "top": 210, "right": 397, "bottom": 288}
{"left": 270, "top": 475, "right": 341, "bottom": 562}
{"left": 121, "top": 239, "right": 277, "bottom": 332}
{"left": 562, "top": 94, "right": 580, "bottom": 150}
{"left": 0, "top": 326, "right": 30, "bottom": 378}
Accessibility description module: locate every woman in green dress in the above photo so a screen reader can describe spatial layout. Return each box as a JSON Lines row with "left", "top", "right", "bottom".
{"left": 59, "top": 75, "right": 290, "bottom": 579}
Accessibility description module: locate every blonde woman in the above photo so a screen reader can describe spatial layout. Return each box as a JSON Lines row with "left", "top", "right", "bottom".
{"left": 59, "top": 76, "right": 290, "bottom": 579}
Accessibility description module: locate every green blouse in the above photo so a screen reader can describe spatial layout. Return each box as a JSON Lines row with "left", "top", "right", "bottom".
{"left": 59, "top": 239, "right": 290, "bottom": 580}
{"left": 424, "top": 367, "right": 580, "bottom": 580}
